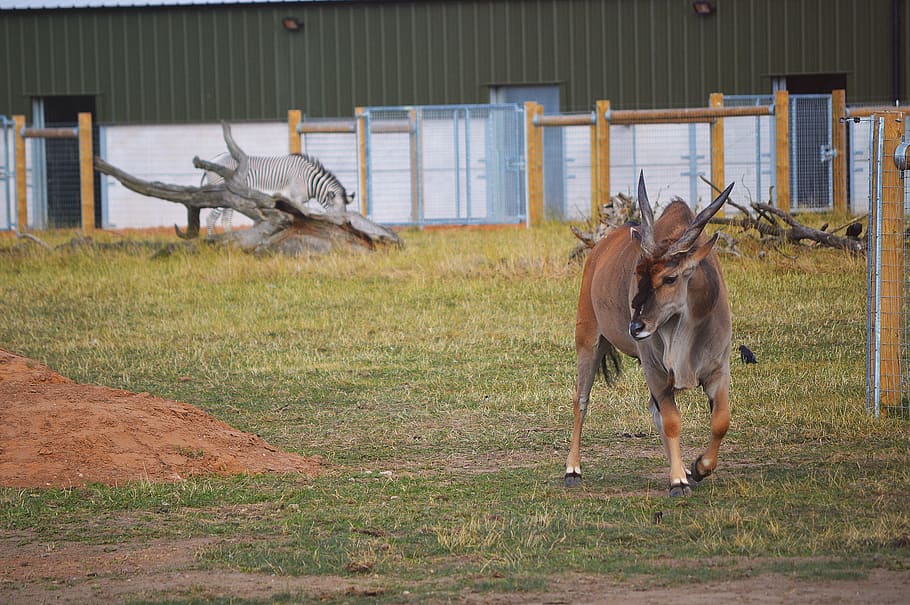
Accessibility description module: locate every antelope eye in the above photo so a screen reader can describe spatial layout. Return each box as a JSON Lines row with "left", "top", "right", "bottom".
{"left": 663, "top": 275, "right": 678, "bottom": 285}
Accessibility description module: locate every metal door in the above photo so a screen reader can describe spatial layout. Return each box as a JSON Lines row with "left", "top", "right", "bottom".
{"left": 491, "top": 85, "right": 565, "bottom": 219}
{"left": 790, "top": 94, "right": 834, "bottom": 210}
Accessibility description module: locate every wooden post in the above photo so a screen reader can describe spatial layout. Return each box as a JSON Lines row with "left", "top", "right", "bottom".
{"left": 593, "top": 100, "right": 610, "bottom": 219}
{"left": 774, "top": 90, "right": 790, "bottom": 213}
{"left": 408, "top": 108, "right": 421, "bottom": 224}
{"left": 832, "top": 89, "right": 848, "bottom": 214}
{"left": 590, "top": 118, "right": 597, "bottom": 219}
{"left": 525, "top": 101, "right": 544, "bottom": 227}
{"left": 355, "top": 107, "right": 368, "bottom": 216}
{"left": 78, "top": 112, "right": 95, "bottom": 233}
{"left": 710, "top": 93, "right": 725, "bottom": 217}
{"left": 287, "top": 109, "right": 302, "bottom": 154}
{"left": 13, "top": 115, "right": 26, "bottom": 231}
{"left": 879, "top": 112, "right": 905, "bottom": 413}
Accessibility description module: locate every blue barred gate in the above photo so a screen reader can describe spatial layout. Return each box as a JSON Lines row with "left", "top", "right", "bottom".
{"left": 360, "top": 104, "right": 526, "bottom": 227}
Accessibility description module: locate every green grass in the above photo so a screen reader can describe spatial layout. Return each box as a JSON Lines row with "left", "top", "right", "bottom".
{"left": 0, "top": 221, "right": 908, "bottom": 602}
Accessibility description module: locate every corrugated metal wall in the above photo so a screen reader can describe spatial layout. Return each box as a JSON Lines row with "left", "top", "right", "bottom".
{"left": 0, "top": 0, "right": 904, "bottom": 124}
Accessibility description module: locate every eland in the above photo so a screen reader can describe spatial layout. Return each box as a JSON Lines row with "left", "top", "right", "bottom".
{"left": 565, "top": 173, "right": 734, "bottom": 497}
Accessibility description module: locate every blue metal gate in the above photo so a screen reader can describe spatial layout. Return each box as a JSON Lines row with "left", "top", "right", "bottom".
{"left": 360, "top": 104, "right": 526, "bottom": 227}
{"left": 1, "top": 116, "right": 13, "bottom": 231}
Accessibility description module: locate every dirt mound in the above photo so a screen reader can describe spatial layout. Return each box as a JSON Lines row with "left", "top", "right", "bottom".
{"left": 0, "top": 349, "right": 319, "bottom": 488}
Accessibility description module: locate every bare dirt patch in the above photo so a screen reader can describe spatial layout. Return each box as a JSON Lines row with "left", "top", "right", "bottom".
{"left": 0, "top": 348, "right": 319, "bottom": 488}
{"left": 454, "top": 569, "right": 910, "bottom": 605}
{"left": 0, "top": 530, "right": 381, "bottom": 604}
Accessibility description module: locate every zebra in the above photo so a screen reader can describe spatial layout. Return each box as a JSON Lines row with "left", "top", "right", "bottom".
{"left": 200, "top": 152, "right": 355, "bottom": 236}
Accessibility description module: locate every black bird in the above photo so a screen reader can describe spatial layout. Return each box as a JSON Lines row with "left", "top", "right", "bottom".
{"left": 739, "top": 345, "right": 757, "bottom": 364}
{"left": 846, "top": 222, "right": 862, "bottom": 238}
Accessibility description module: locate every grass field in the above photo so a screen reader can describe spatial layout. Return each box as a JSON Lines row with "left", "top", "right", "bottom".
{"left": 1, "top": 222, "right": 908, "bottom": 603}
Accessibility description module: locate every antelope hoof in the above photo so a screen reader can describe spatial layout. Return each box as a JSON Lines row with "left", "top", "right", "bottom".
{"left": 690, "top": 456, "right": 713, "bottom": 484}
{"left": 669, "top": 481, "right": 692, "bottom": 497}
{"left": 564, "top": 471, "right": 582, "bottom": 488}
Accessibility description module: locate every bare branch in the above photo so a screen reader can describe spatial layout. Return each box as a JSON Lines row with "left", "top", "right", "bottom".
{"left": 95, "top": 144, "right": 403, "bottom": 256}
{"left": 16, "top": 231, "right": 52, "bottom": 249}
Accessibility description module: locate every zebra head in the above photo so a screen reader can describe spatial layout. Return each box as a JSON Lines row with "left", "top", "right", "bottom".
{"left": 295, "top": 154, "right": 355, "bottom": 212}
{"left": 321, "top": 179, "right": 355, "bottom": 211}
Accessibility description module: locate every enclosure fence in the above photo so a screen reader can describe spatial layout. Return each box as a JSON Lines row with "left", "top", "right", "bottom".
{"left": 1, "top": 116, "right": 13, "bottom": 231}
{"left": 8, "top": 113, "right": 95, "bottom": 232}
{"left": 866, "top": 111, "right": 910, "bottom": 418}
{"left": 9, "top": 92, "right": 910, "bottom": 233}
{"left": 291, "top": 105, "right": 526, "bottom": 227}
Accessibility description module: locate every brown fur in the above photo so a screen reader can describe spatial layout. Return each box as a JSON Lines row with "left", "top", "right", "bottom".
{"left": 565, "top": 184, "right": 733, "bottom": 495}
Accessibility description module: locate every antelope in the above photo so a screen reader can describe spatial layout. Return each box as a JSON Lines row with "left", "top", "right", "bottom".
{"left": 565, "top": 173, "right": 734, "bottom": 497}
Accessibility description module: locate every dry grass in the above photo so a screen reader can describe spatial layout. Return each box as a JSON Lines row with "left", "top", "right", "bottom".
{"left": 0, "top": 220, "right": 908, "bottom": 601}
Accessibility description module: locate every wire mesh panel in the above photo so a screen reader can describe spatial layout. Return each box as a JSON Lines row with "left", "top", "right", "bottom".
{"left": 790, "top": 94, "right": 833, "bottom": 211}
{"left": 866, "top": 113, "right": 909, "bottom": 418}
{"left": 609, "top": 122, "right": 713, "bottom": 209}
{"left": 103, "top": 121, "right": 287, "bottom": 229}
{"left": 550, "top": 120, "right": 592, "bottom": 221}
{"left": 847, "top": 115, "right": 874, "bottom": 213}
{"left": 35, "top": 121, "right": 84, "bottom": 229}
{"left": 724, "top": 96, "right": 775, "bottom": 206}
{"left": 0, "top": 116, "right": 12, "bottom": 231}
{"left": 362, "top": 104, "right": 525, "bottom": 227}
{"left": 299, "top": 124, "right": 358, "bottom": 205}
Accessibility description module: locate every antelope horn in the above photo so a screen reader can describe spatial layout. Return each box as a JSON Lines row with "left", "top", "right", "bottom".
{"left": 667, "top": 181, "right": 735, "bottom": 256}
{"left": 637, "top": 171, "right": 659, "bottom": 256}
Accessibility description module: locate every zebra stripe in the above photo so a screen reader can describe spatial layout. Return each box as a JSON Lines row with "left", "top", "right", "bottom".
{"left": 201, "top": 152, "right": 353, "bottom": 211}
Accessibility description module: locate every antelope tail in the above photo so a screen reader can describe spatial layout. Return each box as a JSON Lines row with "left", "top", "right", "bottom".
{"left": 599, "top": 338, "right": 623, "bottom": 385}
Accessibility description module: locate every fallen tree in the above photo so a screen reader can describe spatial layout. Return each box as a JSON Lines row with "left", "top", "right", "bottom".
{"left": 571, "top": 185, "right": 865, "bottom": 258}
{"left": 94, "top": 122, "right": 403, "bottom": 256}
{"left": 707, "top": 203, "right": 864, "bottom": 253}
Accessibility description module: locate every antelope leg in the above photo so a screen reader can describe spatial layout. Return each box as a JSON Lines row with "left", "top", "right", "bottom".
{"left": 565, "top": 336, "right": 610, "bottom": 487}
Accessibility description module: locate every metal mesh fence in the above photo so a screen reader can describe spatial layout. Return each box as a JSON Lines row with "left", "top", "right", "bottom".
{"left": 299, "top": 121, "right": 358, "bottom": 206}
{"left": 538, "top": 108, "right": 776, "bottom": 219}
{"left": 540, "top": 118, "right": 591, "bottom": 221}
{"left": 866, "top": 113, "right": 909, "bottom": 418}
{"left": 39, "top": 121, "right": 84, "bottom": 229}
{"left": 609, "top": 122, "right": 713, "bottom": 208}
{"left": 361, "top": 105, "right": 525, "bottom": 226}
{"left": 789, "top": 94, "right": 833, "bottom": 211}
{"left": 846, "top": 116, "right": 873, "bottom": 213}
{"left": 724, "top": 96, "right": 775, "bottom": 205}
{"left": 1, "top": 116, "right": 13, "bottom": 231}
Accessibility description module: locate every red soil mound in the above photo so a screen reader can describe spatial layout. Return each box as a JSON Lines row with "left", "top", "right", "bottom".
{"left": 0, "top": 349, "right": 319, "bottom": 488}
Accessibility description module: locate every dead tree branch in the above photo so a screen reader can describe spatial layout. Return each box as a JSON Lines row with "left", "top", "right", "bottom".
{"left": 95, "top": 122, "right": 403, "bottom": 255}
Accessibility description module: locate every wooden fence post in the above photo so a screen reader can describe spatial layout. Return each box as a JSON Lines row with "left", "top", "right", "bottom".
{"left": 774, "top": 90, "right": 790, "bottom": 212}
{"left": 13, "top": 115, "right": 26, "bottom": 231}
{"left": 593, "top": 100, "right": 610, "bottom": 219}
{"left": 78, "top": 112, "right": 95, "bottom": 233}
{"left": 710, "top": 93, "right": 725, "bottom": 217}
{"left": 288, "top": 109, "right": 302, "bottom": 154}
{"left": 832, "top": 89, "right": 847, "bottom": 214}
{"left": 878, "top": 112, "right": 905, "bottom": 413}
{"left": 525, "top": 101, "right": 544, "bottom": 227}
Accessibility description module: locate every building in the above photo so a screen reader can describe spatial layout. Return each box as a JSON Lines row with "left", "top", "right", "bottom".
{"left": 1, "top": 0, "right": 906, "bottom": 229}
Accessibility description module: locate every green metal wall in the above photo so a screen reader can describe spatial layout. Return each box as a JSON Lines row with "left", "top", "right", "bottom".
{"left": 0, "top": 0, "right": 905, "bottom": 124}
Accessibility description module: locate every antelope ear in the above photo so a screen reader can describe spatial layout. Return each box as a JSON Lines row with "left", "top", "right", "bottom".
{"left": 692, "top": 232, "right": 718, "bottom": 262}
{"left": 679, "top": 233, "right": 718, "bottom": 275}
